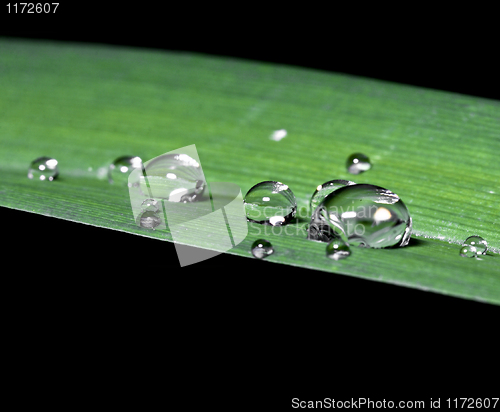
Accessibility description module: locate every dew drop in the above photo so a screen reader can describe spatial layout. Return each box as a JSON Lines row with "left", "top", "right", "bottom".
{"left": 463, "top": 236, "right": 487, "bottom": 255}
{"left": 347, "top": 153, "right": 371, "bottom": 174}
{"left": 459, "top": 245, "right": 477, "bottom": 258}
{"left": 326, "top": 238, "right": 351, "bottom": 261}
{"left": 27, "top": 156, "right": 59, "bottom": 181}
{"left": 137, "top": 210, "right": 162, "bottom": 229}
{"left": 308, "top": 184, "right": 412, "bottom": 248}
{"left": 141, "top": 198, "right": 159, "bottom": 213}
{"left": 244, "top": 181, "right": 297, "bottom": 226}
{"left": 141, "top": 153, "right": 206, "bottom": 202}
{"left": 307, "top": 221, "right": 336, "bottom": 242}
{"left": 108, "top": 156, "right": 143, "bottom": 186}
{"left": 251, "top": 239, "right": 274, "bottom": 259}
{"left": 310, "top": 179, "right": 356, "bottom": 214}
{"left": 270, "top": 129, "right": 287, "bottom": 141}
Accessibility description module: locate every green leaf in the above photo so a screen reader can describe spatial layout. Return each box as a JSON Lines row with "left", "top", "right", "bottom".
{"left": 1, "top": 39, "right": 499, "bottom": 304}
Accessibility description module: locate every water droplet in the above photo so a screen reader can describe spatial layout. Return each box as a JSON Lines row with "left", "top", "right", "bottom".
{"left": 459, "top": 245, "right": 477, "bottom": 258}
{"left": 251, "top": 239, "right": 274, "bottom": 259}
{"left": 326, "top": 238, "right": 351, "bottom": 261}
{"left": 308, "top": 184, "right": 412, "bottom": 248}
{"left": 310, "top": 179, "right": 356, "bottom": 214}
{"left": 141, "top": 153, "right": 206, "bottom": 202}
{"left": 108, "top": 156, "right": 143, "bottom": 186}
{"left": 463, "top": 236, "right": 487, "bottom": 255}
{"left": 137, "top": 210, "right": 162, "bottom": 229}
{"left": 27, "top": 156, "right": 59, "bottom": 181}
{"left": 347, "top": 153, "right": 371, "bottom": 174}
{"left": 307, "top": 221, "right": 337, "bottom": 242}
{"left": 244, "top": 181, "right": 297, "bottom": 226}
{"left": 141, "top": 198, "right": 159, "bottom": 212}
{"left": 270, "top": 129, "right": 287, "bottom": 141}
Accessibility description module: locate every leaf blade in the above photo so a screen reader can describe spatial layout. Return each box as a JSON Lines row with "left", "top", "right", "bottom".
{"left": 0, "top": 39, "right": 499, "bottom": 304}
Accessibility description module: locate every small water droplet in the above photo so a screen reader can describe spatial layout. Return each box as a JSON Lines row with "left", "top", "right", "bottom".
{"left": 310, "top": 179, "right": 356, "bottom": 214}
{"left": 270, "top": 129, "right": 287, "bottom": 141}
{"left": 141, "top": 198, "right": 159, "bottom": 212}
{"left": 108, "top": 156, "right": 143, "bottom": 186}
{"left": 244, "top": 181, "right": 297, "bottom": 226}
{"left": 463, "top": 236, "right": 487, "bottom": 255}
{"left": 27, "top": 156, "right": 59, "bottom": 181}
{"left": 251, "top": 239, "right": 274, "bottom": 259}
{"left": 347, "top": 153, "right": 371, "bottom": 174}
{"left": 326, "top": 238, "right": 351, "bottom": 261}
{"left": 137, "top": 210, "right": 162, "bottom": 229}
{"left": 459, "top": 245, "right": 477, "bottom": 258}
{"left": 308, "top": 184, "right": 412, "bottom": 248}
{"left": 141, "top": 153, "right": 206, "bottom": 202}
{"left": 307, "top": 221, "right": 337, "bottom": 242}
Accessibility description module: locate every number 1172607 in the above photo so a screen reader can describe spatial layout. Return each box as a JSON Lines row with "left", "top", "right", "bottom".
{"left": 6, "top": 3, "right": 59, "bottom": 13}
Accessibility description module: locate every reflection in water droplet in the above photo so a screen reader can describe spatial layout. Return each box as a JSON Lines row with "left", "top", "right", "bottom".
{"left": 463, "top": 236, "right": 487, "bottom": 255}
{"left": 310, "top": 179, "right": 356, "bottom": 214}
{"left": 141, "top": 153, "right": 206, "bottom": 202}
{"left": 244, "top": 181, "right": 297, "bottom": 226}
{"left": 347, "top": 153, "right": 371, "bottom": 174}
{"left": 138, "top": 211, "right": 162, "bottom": 229}
{"left": 27, "top": 156, "right": 59, "bottom": 181}
{"left": 108, "top": 156, "right": 143, "bottom": 186}
{"left": 308, "top": 184, "right": 412, "bottom": 248}
{"left": 326, "top": 238, "right": 351, "bottom": 261}
{"left": 459, "top": 245, "right": 477, "bottom": 258}
{"left": 251, "top": 239, "right": 274, "bottom": 259}
{"left": 141, "top": 198, "right": 159, "bottom": 212}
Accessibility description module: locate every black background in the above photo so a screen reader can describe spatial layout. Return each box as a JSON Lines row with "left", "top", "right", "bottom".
{"left": 1, "top": 4, "right": 498, "bottom": 360}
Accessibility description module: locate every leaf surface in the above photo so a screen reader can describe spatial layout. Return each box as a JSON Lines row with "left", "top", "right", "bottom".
{"left": 0, "top": 39, "right": 498, "bottom": 304}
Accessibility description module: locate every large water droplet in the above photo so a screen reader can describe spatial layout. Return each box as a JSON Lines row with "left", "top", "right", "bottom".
{"left": 459, "top": 245, "right": 477, "bottom": 258}
{"left": 251, "top": 239, "right": 274, "bottom": 259}
{"left": 326, "top": 238, "right": 351, "bottom": 260}
{"left": 244, "top": 181, "right": 297, "bottom": 226}
{"left": 347, "top": 153, "right": 371, "bottom": 174}
{"left": 308, "top": 184, "right": 412, "bottom": 248}
{"left": 108, "top": 156, "right": 143, "bottom": 186}
{"left": 310, "top": 179, "right": 356, "bottom": 214}
{"left": 27, "top": 156, "right": 59, "bottom": 181}
{"left": 141, "top": 153, "right": 206, "bottom": 202}
{"left": 463, "top": 235, "right": 487, "bottom": 255}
